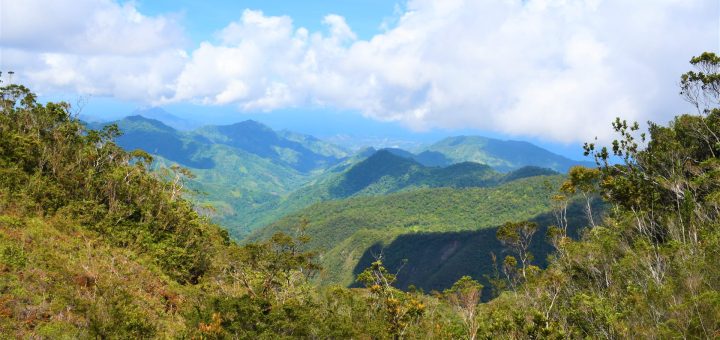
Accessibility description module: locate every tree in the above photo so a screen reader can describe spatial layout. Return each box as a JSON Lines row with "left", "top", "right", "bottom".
{"left": 496, "top": 221, "right": 537, "bottom": 280}
{"left": 560, "top": 166, "right": 601, "bottom": 228}
{"left": 680, "top": 52, "right": 720, "bottom": 115}
{"left": 444, "top": 276, "right": 483, "bottom": 340}
{"left": 356, "top": 259, "right": 425, "bottom": 339}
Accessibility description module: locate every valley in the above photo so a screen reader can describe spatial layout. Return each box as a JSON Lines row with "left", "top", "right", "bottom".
{"left": 93, "top": 110, "right": 594, "bottom": 292}
{"left": 97, "top": 112, "right": 588, "bottom": 245}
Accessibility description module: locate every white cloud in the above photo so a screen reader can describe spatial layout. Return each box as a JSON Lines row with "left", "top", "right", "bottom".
{"left": 1, "top": 0, "right": 718, "bottom": 142}
{"left": 0, "top": 0, "right": 187, "bottom": 102}
{"left": 1, "top": 0, "right": 184, "bottom": 55}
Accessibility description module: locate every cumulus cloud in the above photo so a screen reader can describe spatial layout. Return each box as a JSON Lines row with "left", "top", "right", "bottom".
{"left": 1, "top": 0, "right": 718, "bottom": 142}
{"left": 0, "top": 0, "right": 187, "bottom": 100}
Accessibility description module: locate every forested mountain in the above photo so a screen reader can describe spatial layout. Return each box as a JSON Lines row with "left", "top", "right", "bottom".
{"left": 193, "top": 120, "right": 347, "bottom": 172}
{"left": 91, "top": 116, "right": 349, "bottom": 238}
{"left": 245, "top": 149, "right": 558, "bottom": 231}
{"left": 247, "top": 175, "right": 569, "bottom": 287}
{"left": 132, "top": 107, "right": 199, "bottom": 131}
{"left": 102, "top": 115, "right": 348, "bottom": 173}
{"left": 98, "top": 115, "right": 568, "bottom": 238}
{"left": 418, "top": 136, "right": 595, "bottom": 172}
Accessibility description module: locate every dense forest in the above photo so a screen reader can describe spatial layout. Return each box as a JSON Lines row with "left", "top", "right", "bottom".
{"left": 93, "top": 115, "right": 347, "bottom": 238}
{"left": 246, "top": 150, "right": 559, "bottom": 236}
{"left": 1, "top": 53, "right": 719, "bottom": 338}
{"left": 248, "top": 175, "right": 574, "bottom": 288}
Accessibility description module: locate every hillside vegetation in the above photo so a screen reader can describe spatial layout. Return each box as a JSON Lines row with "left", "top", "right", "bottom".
{"left": 248, "top": 149, "right": 557, "bottom": 230}
{"left": 249, "top": 175, "right": 567, "bottom": 286}
{"left": 97, "top": 116, "right": 348, "bottom": 238}
{"left": 1, "top": 52, "right": 719, "bottom": 338}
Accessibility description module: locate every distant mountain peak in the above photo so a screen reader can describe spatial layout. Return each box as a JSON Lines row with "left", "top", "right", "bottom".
{"left": 131, "top": 107, "right": 198, "bottom": 131}
{"left": 228, "top": 119, "right": 273, "bottom": 130}
{"left": 132, "top": 106, "right": 169, "bottom": 115}
{"left": 122, "top": 115, "right": 176, "bottom": 132}
{"left": 368, "top": 149, "right": 421, "bottom": 165}
{"left": 425, "top": 135, "right": 593, "bottom": 172}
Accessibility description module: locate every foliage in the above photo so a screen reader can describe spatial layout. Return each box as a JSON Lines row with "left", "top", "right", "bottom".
{"left": 443, "top": 276, "right": 483, "bottom": 340}
{"left": 249, "top": 175, "right": 567, "bottom": 287}
{"left": 476, "top": 52, "right": 720, "bottom": 338}
{"left": 357, "top": 259, "right": 426, "bottom": 338}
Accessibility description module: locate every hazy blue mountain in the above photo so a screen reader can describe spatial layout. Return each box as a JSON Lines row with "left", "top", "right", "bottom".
{"left": 323, "top": 134, "right": 428, "bottom": 152}
{"left": 194, "top": 120, "right": 347, "bottom": 172}
{"left": 110, "top": 115, "right": 214, "bottom": 169}
{"left": 132, "top": 107, "right": 199, "bottom": 131}
{"left": 420, "top": 136, "right": 595, "bottom": 172}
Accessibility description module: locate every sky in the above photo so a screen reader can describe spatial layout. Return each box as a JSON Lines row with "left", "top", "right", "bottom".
{"left": 1, "top": 0, "right": 719, "bottom": 159}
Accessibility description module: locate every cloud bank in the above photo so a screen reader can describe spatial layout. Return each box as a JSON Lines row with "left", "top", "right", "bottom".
{"left": 1, "top": 0, "right": 717, "bottom": 142}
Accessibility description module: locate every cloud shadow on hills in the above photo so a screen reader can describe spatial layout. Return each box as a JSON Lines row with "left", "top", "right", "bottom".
{"left": 351, "top": 200, "right": 596, "bottom": 300}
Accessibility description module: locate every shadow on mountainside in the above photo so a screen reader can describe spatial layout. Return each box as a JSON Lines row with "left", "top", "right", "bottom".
{"left": 351, "top": 200, "right": 597, "bottom": 300}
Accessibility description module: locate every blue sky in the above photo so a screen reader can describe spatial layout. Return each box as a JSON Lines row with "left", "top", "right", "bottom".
{"left": 135, "top": 0, "right": 403, "bottom": 43}
{"left": 2, "top": 0, "right": 718, "bottom": 160}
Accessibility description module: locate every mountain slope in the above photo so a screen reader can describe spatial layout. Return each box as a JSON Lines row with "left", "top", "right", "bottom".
{"left": 421, "top": 136, "right": 594, "bottom": 172}
{"left": 248, "top": 175, "right": 568, "bottom": 287}
{"left": 96, "top": 116, "right": 348, "bottom": 238}
{"left": 194, "top": 120, "right": 347, "bottom": 173}
{"left": 247, "top": 150, "right": 558, "bottom": 229}
{"left": 0, "top": 88, "right": 235, "bottom": 337}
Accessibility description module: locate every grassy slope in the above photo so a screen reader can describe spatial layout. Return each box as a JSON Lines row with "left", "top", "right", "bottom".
{"left": 0, "top": 215, "right": 193, "bottom": 337}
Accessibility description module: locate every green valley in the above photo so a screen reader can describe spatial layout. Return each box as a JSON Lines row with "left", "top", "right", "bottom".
{"left": 101, "top": 115, "right": 574, "bottom": 239}
{"left": 248, "top": 175, "right": 570, "bottom": 287}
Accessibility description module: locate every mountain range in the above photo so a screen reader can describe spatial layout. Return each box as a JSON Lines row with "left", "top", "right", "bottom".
{"left": 92, "top": 111, "right": 592, "bottom": 239}
{"left": 247, "top": 174, "right": 580, "bottom": 289}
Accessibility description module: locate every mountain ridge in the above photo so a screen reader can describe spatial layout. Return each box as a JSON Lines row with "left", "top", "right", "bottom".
{"left": 247, "top": 175, "right": 571, "bottom": 287}
{"left": 419, "top": 135, "right": 595, "bottom": 172}
{"left": 93, "top": 112, "right": 588, "bottom": 238}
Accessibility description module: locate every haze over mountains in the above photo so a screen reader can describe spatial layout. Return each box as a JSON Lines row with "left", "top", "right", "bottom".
{"left": 93, "top": 109, "right": 593, "bottom": 238}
